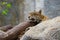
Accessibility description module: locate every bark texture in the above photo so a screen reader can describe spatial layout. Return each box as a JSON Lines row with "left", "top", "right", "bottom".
{"left": 0, "top": 25, "right": 13, "bottom": 31}
{"left": 0, "top": 21, "right": 34, "bottom": 40}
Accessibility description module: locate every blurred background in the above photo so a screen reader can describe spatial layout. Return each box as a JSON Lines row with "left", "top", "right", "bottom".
{"left": 0, "top": 0, "right": 60, "bottom": 26}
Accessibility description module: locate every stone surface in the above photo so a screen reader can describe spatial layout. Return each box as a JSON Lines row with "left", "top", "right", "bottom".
{"left": 20, "top": 16, "right": 60, "bottom": 40}
{"left": 44, "top": 0, "right": 60, "bottom": 18}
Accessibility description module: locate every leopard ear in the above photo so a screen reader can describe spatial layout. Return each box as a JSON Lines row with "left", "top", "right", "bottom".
{"left": 39, "top": 10, "right": 42, "bottom": 14}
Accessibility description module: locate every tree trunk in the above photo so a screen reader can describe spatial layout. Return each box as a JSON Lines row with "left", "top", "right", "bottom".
{"left": 0, "top": 21, "right": 34, "bottom": 40}
{"left": 0, "top": 25, "right": 12, "bottom": 31}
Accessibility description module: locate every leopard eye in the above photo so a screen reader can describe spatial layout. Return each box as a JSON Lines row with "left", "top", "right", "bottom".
{"left": 28, "top": 16, "right": 30, "bottom": 18}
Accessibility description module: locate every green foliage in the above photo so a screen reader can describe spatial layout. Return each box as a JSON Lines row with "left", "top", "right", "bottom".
{"left": 1, "top": 1, "right": 12, "bottom": 15}
{"left": 2, "top": 2, "right": 7, "bottom": 5}
{"left": 6, "top": 3, "right": 12, "bottom": 8}
{"left": 2, "top": 9, "right": 9, "bottom": 15}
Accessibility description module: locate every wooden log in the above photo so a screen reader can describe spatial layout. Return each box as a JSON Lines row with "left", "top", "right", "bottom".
{"left": 0, "top": 21, "right": 35, "bottom": 40}
{"left": 0, "top": 24, "right": 13, "bottom": 31}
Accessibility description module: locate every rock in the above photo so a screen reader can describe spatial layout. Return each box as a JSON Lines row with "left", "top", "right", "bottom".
{"left": 44, "top": 0, "right": 60, "bottom": 18}
{"left": 20, "top": 16, "right": 60, "bottom": 40}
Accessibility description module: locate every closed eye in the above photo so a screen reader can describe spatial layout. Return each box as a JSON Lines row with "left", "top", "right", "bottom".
{"left": 28, "top": 16, "right": 30, "bottom": 18}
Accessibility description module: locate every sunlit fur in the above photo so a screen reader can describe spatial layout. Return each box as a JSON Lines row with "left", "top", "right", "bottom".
{"left": 28, "top": 10, "right": 48, "bottom": 25}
